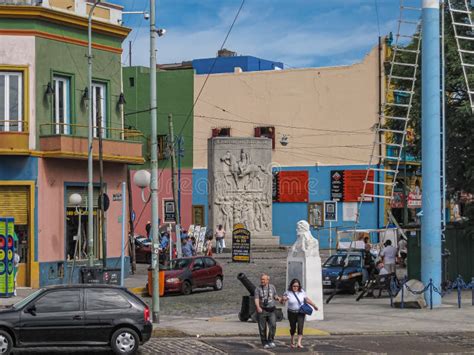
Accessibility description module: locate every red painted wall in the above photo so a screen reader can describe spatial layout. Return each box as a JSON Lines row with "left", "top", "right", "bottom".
{"left": 129, "top": 169, "right": 193, "bottom": 237}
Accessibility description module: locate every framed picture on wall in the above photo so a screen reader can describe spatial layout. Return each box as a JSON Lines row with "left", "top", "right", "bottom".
{"left": 308, "top": 202, "right": 324, "bottom": 228}
{"left": 192, "top": 205, "right": 205, "bottom": 226}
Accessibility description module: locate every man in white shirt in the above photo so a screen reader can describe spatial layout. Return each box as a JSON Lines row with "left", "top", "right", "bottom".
{"left": 380, "top": 240, "right": 397, "bottom": 274}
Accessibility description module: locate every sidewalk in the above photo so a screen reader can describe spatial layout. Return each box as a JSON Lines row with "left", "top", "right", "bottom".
{"left": 152, "top": 291, "right": 474, "bottom": 337}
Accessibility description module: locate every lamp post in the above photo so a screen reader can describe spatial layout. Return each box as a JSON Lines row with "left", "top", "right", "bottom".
{"left": 87, "top": 0, "right": 101, "bottom": 267}
{"left": 68, "top": 193, "right": 84, "bottom": 284}
{"left": 149, "top": 0, "right": 166, "bottom": 323}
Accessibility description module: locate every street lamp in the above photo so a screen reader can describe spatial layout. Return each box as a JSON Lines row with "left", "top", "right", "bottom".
{"left": 68, "top": 193, "right": 84, "bottom": 284}
{"left": 133, "top": 169, "right": 151, "bottom": 202}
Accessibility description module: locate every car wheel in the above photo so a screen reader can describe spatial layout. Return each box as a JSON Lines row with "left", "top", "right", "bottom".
{"left": 213, "top": 276, "right": 223, "bottom": 291}
{"left": 111, "top": 328, "right": 139, "bottom": 355}
{"left": 351, "top": 280, "right": 361, "bottom": 295}
{"left": 0, "top": 330, "right": 12, "bottom": 355}
{"left": 181, "top": 280, "right": 192, "bottom": 295}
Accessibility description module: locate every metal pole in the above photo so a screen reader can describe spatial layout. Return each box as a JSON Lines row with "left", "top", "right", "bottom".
{"left": 421, "top": 0, "right": 442, "bottom": 307}
{"left": 169, "top": 114, "right": 182, "bottom": 258}
{"left": 98, "top": 93, "right": 106, "bottom": 268}
{"left": 178, "top": 136, "right": 182, "bottom": 219}
{"left": 129, "top": 40, "right": 132, "bottom": 67}
{"left": 150, "top": 0, "right": 160, "bottom": 323}
{"left": 126, "top": 169, "right": 136, "bottom": 274}
{"left": 329, "top": 221, "right": 332, "bottom": 256}
{"left": 121, "top": 182, "right": 126, "bottom": 286}
{"left": 441, "top": 0, "right": 447, "bottom": 232}
{"left": 87, "top": 0, "right": 101, "bottom": 267}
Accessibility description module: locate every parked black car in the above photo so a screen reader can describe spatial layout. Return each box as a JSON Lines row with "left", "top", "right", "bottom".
{"left": 0, "top": 284, "right": 152, "bottom": 355}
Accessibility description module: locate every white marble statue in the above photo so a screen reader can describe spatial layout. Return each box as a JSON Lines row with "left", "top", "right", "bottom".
{"left": 291, "top": 220, "right": 320, "bottom": 257}
{"left": 287, "top": 219, "right": 324, "bottom": 320}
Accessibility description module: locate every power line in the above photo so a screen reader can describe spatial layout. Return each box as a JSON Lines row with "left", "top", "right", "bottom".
{"left": 146, "top": 0, "right": 247, "bottom": 200}
{"left": 196, "top": 114, "right": 372, "bottom": 135}
{"left": 374, "top": 0, "right": 381, "bottom": 37}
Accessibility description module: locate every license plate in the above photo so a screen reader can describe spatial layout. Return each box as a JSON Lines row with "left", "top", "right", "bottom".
{"left": 322, "top": 280, "right": 332, "bottom": 286}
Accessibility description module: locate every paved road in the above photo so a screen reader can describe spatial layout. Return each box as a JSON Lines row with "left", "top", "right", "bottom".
{"left": 12, "top": 333, "right": 474, "bottom": 354}
{"left": 138, "top": 249, "right": 292, "bottom": 318}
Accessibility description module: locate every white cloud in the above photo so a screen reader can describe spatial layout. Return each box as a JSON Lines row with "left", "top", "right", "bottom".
{"left": 122, "top": 1, "right": 400, "bottom": 69}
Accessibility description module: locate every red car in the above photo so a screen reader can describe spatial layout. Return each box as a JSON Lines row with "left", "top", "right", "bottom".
{"left": 164, "top": 256, "right": 223, "bottom": 295}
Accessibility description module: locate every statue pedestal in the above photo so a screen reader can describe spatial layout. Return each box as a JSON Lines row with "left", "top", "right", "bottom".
{"left": 286, "top": 250, "right": 324, "bottom": 321}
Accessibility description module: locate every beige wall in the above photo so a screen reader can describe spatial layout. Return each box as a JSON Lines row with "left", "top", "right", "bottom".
{"left": 0, "top": 36, "right": 36, "bottom": 150}
{"left": 193, "top": 46, "right": 381, "bottom": 169}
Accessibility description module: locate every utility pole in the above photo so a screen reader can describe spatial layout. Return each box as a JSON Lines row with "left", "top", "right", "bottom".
{"left": 87, "top": 0, "right": 101, "bottom": 267}
{"left": 168, "top": 113, "right": 182, "bottom": 258}
{"left": 149, "top": 0, "right": 160, "bottom": 323}
{"left": 421, "top": 0, "right": 442, "bottom": 306}
{"left": 98, "top": 93, "right": 107, "bottom": 268}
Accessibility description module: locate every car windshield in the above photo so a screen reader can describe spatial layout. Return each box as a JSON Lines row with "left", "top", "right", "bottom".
{"left": 324, "top": 254, "right": 361, "bottom": 268}
{"left": 12, "top": 288, "right": 45, "bottom": 309}
{"left": 168, "top": 258, "right": 192, "bottom": 270}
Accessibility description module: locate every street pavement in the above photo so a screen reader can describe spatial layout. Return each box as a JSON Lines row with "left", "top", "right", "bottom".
{"left": 11, "top": 333, "right": 474, "bottom": 354}
{"left": 5, "top": 249, "right": 474, "bottom": 353}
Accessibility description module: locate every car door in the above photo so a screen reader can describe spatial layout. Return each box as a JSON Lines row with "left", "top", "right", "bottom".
{"left": 203, "top": 258, "right": 218, "bottom": 286}
{"left": 19, "top": 288, "right": 84, "bottom": 345}
{"left": 83, "top": 288, "right": 135, "bottom": 344}
{"left": 190, "top": 258, "right": 207, "bottom": 288}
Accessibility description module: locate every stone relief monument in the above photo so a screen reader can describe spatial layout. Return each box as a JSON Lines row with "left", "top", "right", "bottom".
{"left": 286, "top": 220, "right": 324, "bottom": 320}
{"left": 208, "top": 137, "right": 274, "bottom": 244}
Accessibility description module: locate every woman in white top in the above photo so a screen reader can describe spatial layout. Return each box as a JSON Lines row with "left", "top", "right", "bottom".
{"left": 282, "top": 278, "right": 318, "bottom": 349}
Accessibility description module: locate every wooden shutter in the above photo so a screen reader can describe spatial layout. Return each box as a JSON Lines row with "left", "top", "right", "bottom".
{"left": 0, "top": 186, "right": 29, "bottom": 225}
{"left": 254, "top": 127, "right": 261, "bottom": 137}
{"left": 212, "top": 128, "right": 220, "bottom": 137}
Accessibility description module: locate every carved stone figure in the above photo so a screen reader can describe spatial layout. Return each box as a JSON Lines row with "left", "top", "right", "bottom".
{"left": 209, "top": 138, "right": 272, "bottom": 240}
{"left": 291, "top": 220, "right": 320, "bottom": 257}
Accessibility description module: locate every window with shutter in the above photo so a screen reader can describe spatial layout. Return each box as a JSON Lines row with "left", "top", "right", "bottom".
{"left": 255, "top": 126, "right": 275, "bottom": 149}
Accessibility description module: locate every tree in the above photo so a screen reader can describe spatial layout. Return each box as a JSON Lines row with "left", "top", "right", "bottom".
{"left": 386, "top": 2, "right": 474, "bottom": 219}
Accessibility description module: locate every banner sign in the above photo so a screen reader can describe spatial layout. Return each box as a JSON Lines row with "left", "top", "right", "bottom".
{"left": 232, "top": 223, "right": 251, "bottom": 263}
{"left": 331, "top": 170, "right": 374, "bottom": 202}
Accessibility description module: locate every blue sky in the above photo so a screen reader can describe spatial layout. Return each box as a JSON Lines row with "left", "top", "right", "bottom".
{"left": 109, "top": 0, "right": 416, "bottom": 68}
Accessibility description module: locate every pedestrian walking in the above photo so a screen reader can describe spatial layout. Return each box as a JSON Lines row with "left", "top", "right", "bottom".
{"left": 205, "top": 235, "right": 213, "bottom": 256}
{"left": 254, "top": 274, "right": 282, "bottom": 349}
{"left": 398, "top": 237, "right": 408, "bottom": 268}
{"left": 215, "top": 225, "right": 225, "bottom": 254}
{"left": 380, "top": 240, "right": 397, "bottom": 274}
{"left": 282, "top": 279, "right": 318, "bottom": 349}
{"left": 13, "top": 251, "right": 20, "bottom": 296}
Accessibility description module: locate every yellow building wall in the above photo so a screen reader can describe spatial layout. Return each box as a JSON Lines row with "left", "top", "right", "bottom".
{"left": 193, "top": 46, "right": 381, "bottom": 169}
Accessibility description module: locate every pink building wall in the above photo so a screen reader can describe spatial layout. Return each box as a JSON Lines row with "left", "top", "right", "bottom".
{"left": 130, "top": 169, "right": 194, "bottom": 237}
{"left": 38, "top": 158, "right": 128, "bottom": 262}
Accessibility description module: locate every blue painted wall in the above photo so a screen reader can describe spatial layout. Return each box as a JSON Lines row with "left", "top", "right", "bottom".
{"left": 192, "top": 169, "right": 208, "bottom": 226}
{"left": 0, "top": 156, "right": 38, "bottom": 180}
{"left": 192, "top": 56, "right": 284, "bottom": 75}
{"left": 0, "top": 156, "right": 39, "bottom": 261}
{"left": 273, "top": 165, "right": 383, "bottom": 248}
{"left": 193, "top": 165, "right": 384, "bottom": 248}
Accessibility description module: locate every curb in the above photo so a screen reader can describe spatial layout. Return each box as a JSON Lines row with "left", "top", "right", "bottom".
{"left": 128, "top": 286, "right": 148, "bottom": 297}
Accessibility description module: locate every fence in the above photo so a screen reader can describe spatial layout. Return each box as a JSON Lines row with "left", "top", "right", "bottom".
{"left": 390, "top": 275, "right": 474, "bottom": 310}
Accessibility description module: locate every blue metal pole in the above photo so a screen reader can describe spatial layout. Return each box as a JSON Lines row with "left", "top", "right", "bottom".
{"left": 421, "top": 0, "right": 442, "bottom": 307}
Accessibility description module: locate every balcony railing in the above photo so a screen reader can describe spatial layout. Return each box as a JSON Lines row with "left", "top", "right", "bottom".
{"left": 0, "top": 119, "right": 29, "bottom": 132}
{"left": 39, "top": 122, "right": 143, "bottom": 142}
